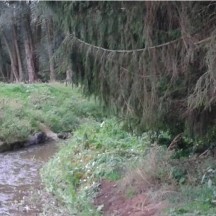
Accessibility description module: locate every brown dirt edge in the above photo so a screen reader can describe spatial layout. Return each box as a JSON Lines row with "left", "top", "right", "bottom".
{"left": 94, "top": 180, "right": 168, "bottom": 216}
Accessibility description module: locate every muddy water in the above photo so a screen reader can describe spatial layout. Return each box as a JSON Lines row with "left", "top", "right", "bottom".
{"left": 0, "top": 142, "right": 58, "bottom": 216}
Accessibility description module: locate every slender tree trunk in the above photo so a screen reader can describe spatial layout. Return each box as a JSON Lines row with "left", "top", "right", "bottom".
{"left": 48, "top": 46, "right": 55, "bottom": 81}
{"left": 33, "top": 17, "right": 42, "bottom": 78}
{"left": 0, "top": 68, "right": 6, "bottom": 81}
{"left": 10, "top": 67, "right": 14, "bottom": 82}
{"left": 2, "top": 32, "right": 19, "bottom": 82}
{"left": 46, "top": 18, "right": 56, "bottom": 81}
{"left": 12, "top": 23, "right": 24, "bottom": 82}
{"left": 23, "top": 7, "right": 37, "bottom": 83}
{"left": 24, "top": 37, "right": 36, "bottom": 83}
{"left": 66, "top": 65, "right": 73, "bottom": 87}
{"left": 6, "top": 65, "right": 10, "bottom": 82}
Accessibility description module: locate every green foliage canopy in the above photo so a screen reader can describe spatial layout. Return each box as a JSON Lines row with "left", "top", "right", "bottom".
{"left": 47, "top": 2, "right": 216, "bottom": 140}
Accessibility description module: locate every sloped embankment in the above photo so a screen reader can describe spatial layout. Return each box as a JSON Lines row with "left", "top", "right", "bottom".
{"left": 0, "top": 83, "right": 103, "bottom": 152}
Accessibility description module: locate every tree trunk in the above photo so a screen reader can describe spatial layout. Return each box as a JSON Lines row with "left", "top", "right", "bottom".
{"left": 0, "top": 68, "right": 6, "bottom": 81}
{"left": 12, "top": 23, "right": 24, "bottom": 82}
{"left": 24, "top": 37, "right": 36, "bottom": 83}
{"left": 33, "top": 17, "right": 42, "bottom": 78}
{"left": 48, "top": 43, "right": 55, "bottom": 81}
{"left": 2, "top": 32, "right": 19, "bottom": 82}
{"left": 66, "top": 65, "right": 73, "bottom": 87}
{"left": 23, "top": 7, "right": 37, "bottom": 83}
{"left": 10, "top": 68, "right": 14, "bottom": 82}
{"left": 46, "top": 18, "right": 56, "bottom": 81}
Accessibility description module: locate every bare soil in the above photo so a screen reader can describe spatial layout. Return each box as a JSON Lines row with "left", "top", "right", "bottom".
{"left": 94, "top": 180, "right": 167, "bottom": 216}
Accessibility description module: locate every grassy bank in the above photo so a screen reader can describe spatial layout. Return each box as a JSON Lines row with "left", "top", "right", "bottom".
{"left": 38, "top": 86, "right": 216, "bottom": 215}
{"left": 0, "top": 83, "right": 104, "bottom": 143}
{"left": 41, "top": 118, "right": 150, "bottom": 215}
{"left": 41, "top": 125, "right": 216, "bottom": 215}
{"left": 1, "top": 83, "right": 215, "bottom": 215}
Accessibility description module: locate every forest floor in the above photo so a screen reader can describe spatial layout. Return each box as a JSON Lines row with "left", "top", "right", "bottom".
{"left": 0, "top": 83, "right": 216, "bottom": 216}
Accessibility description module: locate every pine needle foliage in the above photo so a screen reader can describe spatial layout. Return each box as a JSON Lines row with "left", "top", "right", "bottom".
{"left": 49, "top": 1, "right": 216, "bottom": 140}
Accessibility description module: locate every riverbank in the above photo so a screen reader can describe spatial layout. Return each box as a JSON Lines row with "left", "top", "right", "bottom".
{"left": 42, "top": 119, "right": 216, "bottom": 216}
{"left": 0, "top": 83, "right": 105, "bottom": 215}
{"left": 1, "top": 83, "right": 216, "bottom": 215}
{"left": 0, "top": 83, "right": 104, "bottom": 150}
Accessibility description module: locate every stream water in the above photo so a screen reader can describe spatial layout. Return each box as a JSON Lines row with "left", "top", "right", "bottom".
{"left": 0, "top": 142, "right": 58, "bottom": 216}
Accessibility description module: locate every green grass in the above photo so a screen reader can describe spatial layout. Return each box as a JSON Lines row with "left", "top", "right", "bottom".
{"left": 168, "top": 185, "right": 216, "bottom": 216}
{"left": 21, "top": 83, "right": 214, "bottom": 215}
{"left": 1, "top": 83, "right": 216, "bottom": 215}
{"left": 41, "top": 118, "right": 150, "bottom": 215}
{"left": 0, "top": 83, "right": 104, "bottom": 143}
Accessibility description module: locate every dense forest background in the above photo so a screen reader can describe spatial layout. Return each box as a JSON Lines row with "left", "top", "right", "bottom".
{"left": 1, "top": 1, "right": 216, "bottom": 146}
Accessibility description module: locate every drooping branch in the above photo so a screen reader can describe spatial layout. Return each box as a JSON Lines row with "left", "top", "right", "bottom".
{"left": 50, "top": 1, "right": 216, "bottom": 138}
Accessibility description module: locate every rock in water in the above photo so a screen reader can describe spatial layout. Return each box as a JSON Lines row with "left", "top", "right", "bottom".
{"left": 57, "top": 132, "right": 69, "bottom": 139}
{"left": 38, "top": 123, "right": 58, "bottom": 141}
{"left": 36, "top": 132, "right": 47, "bottom": 143}
{"left": 25, "top": 132, "right": 47, "bottom": 147}
{"left": 0, "top": 140, "right": 7, "bottom": 152}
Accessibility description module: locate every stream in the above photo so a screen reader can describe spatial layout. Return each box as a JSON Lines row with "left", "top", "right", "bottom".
{"left": 0, "top": 142, "right": 58, "bottom": 216}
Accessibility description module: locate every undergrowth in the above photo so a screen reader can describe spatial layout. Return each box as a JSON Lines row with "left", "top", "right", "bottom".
{"left": 41, "top": 124, "right": 216, "bottom": 215}
{"left": 1, "top": 83, "right": 215, "bottom": 215}
{"left": 38, "top": 84, "right": 216, "bottom": 215}
{"left": 42, "top": 123, "right": 216, "bottom": 215}
{"left": 41, "top": 118, "right": 151, "bottom": 215}
{"left": 121, "top": 148, "right": 216, "bottom": 216}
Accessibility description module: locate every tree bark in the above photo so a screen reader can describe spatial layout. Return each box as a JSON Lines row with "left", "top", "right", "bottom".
{"left": 0, "top": 68, "right": 6, "bottom": 81}
{"left": 24, "top": 37, "right": 36, "bottom": 83}
{"left": 23, "top": 6, "right": 37, "bottom": 83}
{"left": 46, "top": 18, "right": 56, "bottom": 81}
{"left": 33, "top": 17, "right": 42, "bottom": 78}
{"left": 12, "top": 23, "right": 24, "bottom": 82}
{"left": 65, "top": 65, "right": 73, "bottom": 87}
{"left": 2, "top": 31, "right": 19, "bottom": 82}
